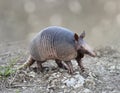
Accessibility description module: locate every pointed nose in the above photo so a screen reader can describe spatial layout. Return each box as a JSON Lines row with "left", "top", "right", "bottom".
{"left": 84, "top": 48, "right": 96, "bottom": 57}
{"left": 89, "top": 50, "right": 96, "bottom": 57}
{"left": 84, "top": 44, "right": 96, "bottom": 57}
{"left": 90, "top": 52, "right": 97, "bottom": 57}
{"left": 81, "top": 40, "right": 96, "bottom": 57}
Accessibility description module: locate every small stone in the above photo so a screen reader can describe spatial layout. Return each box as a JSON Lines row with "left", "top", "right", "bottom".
{"left": 116, "top": 64, "right": 120, "bottom": 69}
{"left": 63, "top": 74, "right": 85, "bottom": 88}
{"left": 74, "top": 74, "right": 85, "bottom": 88}
{"left": 61, "top": 85, "right": 66, "bottom": 88}
{"left": 64, "top": 78, "right": 76, "bottom": 87}
{"left": 89, "top": 72, "right": 97, "bottom": 78}
{"left": 83, "top": 88, "right": 92, "bottom": 93}
{"left": 110, "top": 65, "right": 116, "bottom": 69}
{"left": 84, "top": 78, "right": 96, "bottom": 89}
{"left": 28, "top": 71, "right": 36, "bottom": 77}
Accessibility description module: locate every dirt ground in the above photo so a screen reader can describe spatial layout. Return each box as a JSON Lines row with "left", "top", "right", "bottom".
{"left": 0, "top": 41, "right": 120, "bottom": 93}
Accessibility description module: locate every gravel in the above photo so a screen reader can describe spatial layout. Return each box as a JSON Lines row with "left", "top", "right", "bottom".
{"left": 0, "top": 41, "right": 120, "bottom": 93}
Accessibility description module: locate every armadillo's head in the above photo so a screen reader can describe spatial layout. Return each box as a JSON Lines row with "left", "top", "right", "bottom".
{"left": 74, "top": 31, "right": 96, "bottom": 57}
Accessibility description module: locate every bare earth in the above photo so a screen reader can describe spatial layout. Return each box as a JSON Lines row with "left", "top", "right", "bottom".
{"left": 0, "top": 41, "right": 120, "bottom": 93}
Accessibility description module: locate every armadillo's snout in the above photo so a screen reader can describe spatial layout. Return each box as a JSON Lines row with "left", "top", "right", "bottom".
{"left": 83, "top": 43, "right": 96, "bottom": 57}
{"left": 89, "top": 50, "right": 96, "bottom": 57}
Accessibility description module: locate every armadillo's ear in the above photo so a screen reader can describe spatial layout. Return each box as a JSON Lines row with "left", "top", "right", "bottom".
{"left": 80, "top": 31, "right": 85, "bottom": 38}
{"left": 74, "top": 33, "right": 79, "bottom": 41}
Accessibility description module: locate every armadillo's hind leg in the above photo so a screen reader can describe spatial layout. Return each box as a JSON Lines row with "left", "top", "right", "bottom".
{"left": 65, "top": 61, "right": 74, "bottom": 74}
{"left": 36, "top": 61, "right": 44, "bottom": 73}
{"left": 18, "top": 56, "right": 35, "bottom": 70}
{"left": 55, "top": 59, "right": 67, "bottom": 70}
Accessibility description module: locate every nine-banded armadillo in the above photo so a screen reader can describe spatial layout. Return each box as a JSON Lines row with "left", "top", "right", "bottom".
{"left": 19, "top": 26, "right": 96, "bottom": 74}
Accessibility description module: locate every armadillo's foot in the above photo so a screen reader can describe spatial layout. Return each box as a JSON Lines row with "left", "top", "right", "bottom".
{"left": 17, "top": 56, "right": 35, "bottom": 70}
{"left": 55, "top": 59, "right": 67, "bottom": 70}
{"left": 65, "top": 61, "right": 74, "bottom": 74}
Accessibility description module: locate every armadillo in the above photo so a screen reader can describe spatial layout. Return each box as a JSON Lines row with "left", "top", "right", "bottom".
{"left": 19, "top": 26, "right": 96, "bottom": 74}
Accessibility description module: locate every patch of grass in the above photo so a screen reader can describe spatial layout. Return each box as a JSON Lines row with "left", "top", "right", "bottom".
{"left": 0, "top": 57, "right": 19, "bottom": 77}
{"left": 15, "top": 89, "right": 20, "bottom": 93}
{"left": 0, "top": 66, "right": 15, "bottom": 77}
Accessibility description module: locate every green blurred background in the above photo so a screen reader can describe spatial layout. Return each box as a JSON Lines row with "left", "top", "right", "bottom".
{"left": 0, "top": 0, "right": 120, "bottom": 47}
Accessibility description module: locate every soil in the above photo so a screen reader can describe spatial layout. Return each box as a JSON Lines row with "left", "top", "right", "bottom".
{"left": 0, "top": 41, "right": 120, "bottom": 93}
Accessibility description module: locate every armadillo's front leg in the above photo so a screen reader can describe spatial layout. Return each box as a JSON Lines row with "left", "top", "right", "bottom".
{"left": 76, "top": 52, "right": 85, "bottom": 72}
{"left": 18, "top": 56, "right": 35, "bottom": 70}
{"left": 76, "top": 58, "right": 85, "bottom": 72}
{"left": 65, "top": 61, "right": 74, "bottom": 74}
{"left": 55, "top": 59, "right": 67, "bottom": 70}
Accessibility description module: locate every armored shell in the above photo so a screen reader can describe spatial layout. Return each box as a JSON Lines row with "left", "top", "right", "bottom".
{"left": 30, "top": 26, "right": 77, "bottom": 61}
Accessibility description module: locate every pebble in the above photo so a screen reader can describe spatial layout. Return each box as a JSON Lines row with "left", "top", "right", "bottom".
{"left": 63, "top": 74, "right": 85, "bottom": 88}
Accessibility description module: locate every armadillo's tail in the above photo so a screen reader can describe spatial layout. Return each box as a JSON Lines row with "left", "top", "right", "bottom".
{"left": 17, "top": 56, "right": 35, "bottom": 70}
